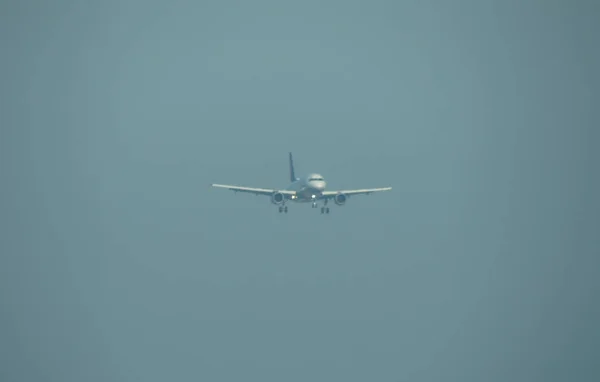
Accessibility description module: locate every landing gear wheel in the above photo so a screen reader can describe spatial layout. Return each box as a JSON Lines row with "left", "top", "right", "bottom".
{"left": 326, "top": 207, "right": 330, "bottom": 214}
{"left": 320, "top": 207, "right": 325, "bottom": 214}
{"left": 278, "top": 206, "right": 283, "bottom": 213}
{"left": 284, "top": 206, "right": 288, "bottom": 213}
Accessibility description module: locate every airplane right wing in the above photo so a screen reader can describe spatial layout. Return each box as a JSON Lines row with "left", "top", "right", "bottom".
{"left": 211, "top": 184, "right": 296, "bottom": 197}
{"left": 321, "top": 187, "right": 392, "bottom": 198}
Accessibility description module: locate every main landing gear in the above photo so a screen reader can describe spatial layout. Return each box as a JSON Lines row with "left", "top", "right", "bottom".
{"left": 278, "top": 205, "right": 288, "bottom": 213}
{"left": 313, "top": 198, "right": 330, "bottom": 214}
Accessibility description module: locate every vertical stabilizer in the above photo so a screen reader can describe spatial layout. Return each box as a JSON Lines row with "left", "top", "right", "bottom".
{"left": 289, "top": 152, "right": 297, "bottom": 182}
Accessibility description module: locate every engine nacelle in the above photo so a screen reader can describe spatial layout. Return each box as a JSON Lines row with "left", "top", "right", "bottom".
{"left": 271, "top": 192, "right": 285, "bottom": 205}
{"left": 334, "top": 193, "right": 347, "bottom": 206}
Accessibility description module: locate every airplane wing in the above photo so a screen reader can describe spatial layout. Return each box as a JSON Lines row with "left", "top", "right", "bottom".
{"left": 321, "top": 187, "right": 392, "bottom": 198}
{"left": 211, "top": 184, "right": 296, "bottom": 196}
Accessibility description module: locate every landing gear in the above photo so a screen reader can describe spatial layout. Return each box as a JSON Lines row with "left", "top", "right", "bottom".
{"left": 278, "top": 205, "right": 288, "bottom": 213}
{"left": 311, "top": 196, "right": 330, "bottom": 213}
{"left": 319, "top": 198, "right": 329, "bottom": 214}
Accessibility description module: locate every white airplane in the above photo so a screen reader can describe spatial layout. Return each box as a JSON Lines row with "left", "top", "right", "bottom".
{"left": 211, "top": 153, "right": 392, "bottom": 214}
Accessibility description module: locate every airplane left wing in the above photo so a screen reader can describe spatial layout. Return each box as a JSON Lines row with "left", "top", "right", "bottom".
{"left": 321, "top": 187, "right": 392, "bottom": 198}
{"left": 211, "top": 184, "right": 296, "bottom": 196}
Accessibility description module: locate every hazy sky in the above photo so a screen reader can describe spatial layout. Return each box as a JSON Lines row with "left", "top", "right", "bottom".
{"left": 1, "top": 1, "right": 599, "bottom": 381}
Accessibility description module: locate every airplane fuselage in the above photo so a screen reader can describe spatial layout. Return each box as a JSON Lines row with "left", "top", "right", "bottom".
{"left": 285, "top": 173, "right": 327, "bottom": 203}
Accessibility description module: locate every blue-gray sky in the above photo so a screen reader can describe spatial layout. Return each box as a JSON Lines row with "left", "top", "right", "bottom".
{"left": 1, "top": 1, "right": 599, "bottom": 381}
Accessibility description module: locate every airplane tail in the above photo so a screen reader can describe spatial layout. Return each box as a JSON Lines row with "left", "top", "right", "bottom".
{"left": 289, "top": 152, "right": 297, "bottom": 182}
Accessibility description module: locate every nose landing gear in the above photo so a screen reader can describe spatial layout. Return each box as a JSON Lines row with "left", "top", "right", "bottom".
{"left": 278, "top": 205, "right": 288, "bottom": 213}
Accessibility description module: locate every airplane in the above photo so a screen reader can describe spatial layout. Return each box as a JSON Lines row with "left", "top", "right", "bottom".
{"left": 211, "top": 153, "right": 392, "bottom": 214}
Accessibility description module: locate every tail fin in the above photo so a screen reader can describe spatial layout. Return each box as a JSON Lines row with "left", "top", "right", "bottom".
{"left": 289, "top": 152, "right": 297, "bottom": 182}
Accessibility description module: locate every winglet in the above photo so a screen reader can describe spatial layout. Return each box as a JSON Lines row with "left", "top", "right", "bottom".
{"left": 289, "top": 152, "right": 297, "bottom": 182}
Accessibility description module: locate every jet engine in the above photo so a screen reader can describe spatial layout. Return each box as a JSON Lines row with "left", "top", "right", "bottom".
{"left": 334, "top": 193, "right": 347, "bottom": 206}
{"left": 271, "top": 192, "right": 285, "bottom": 205}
